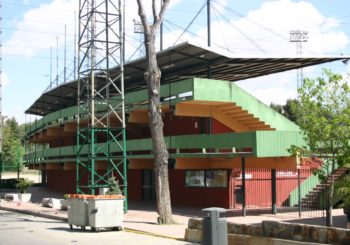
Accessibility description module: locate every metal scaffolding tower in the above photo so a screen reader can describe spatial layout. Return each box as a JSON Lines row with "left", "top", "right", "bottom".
{"left": 77, "top": 0, "right": 127, "bottom": 208}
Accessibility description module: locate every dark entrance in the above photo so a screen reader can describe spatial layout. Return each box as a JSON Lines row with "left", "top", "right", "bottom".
{"left": 142, "top": 170, "right": 156, "bottom": 201}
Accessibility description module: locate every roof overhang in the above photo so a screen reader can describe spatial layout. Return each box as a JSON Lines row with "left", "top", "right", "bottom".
{"left": 26, "top": 42, "right": 350, "bottom": 116}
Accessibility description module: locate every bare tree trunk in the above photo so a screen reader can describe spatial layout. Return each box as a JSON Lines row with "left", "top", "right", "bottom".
{"left": 327, "top": 155, "right": 336, "bottom": 226}
{"left": 137, "top": 0, "right": 173, "bottom": 224}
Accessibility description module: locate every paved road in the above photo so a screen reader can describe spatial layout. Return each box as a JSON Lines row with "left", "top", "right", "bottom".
{"left": 0, "top": 210, "right": 196, "bottom": 245}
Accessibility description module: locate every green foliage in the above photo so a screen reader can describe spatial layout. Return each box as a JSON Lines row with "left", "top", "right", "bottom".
{"left": 2, "top": 117, "right": 25, "bottom": 172}
{"left": 270, "top": 99, "right": 300, "bottom": 123}
{"left": 16, "top": 178, "right": 34, "bottom": 193}
{"left": 290, "top": 69, "right": 350, "bottom": 224}
{"left": 335, "top": 169, "right": 350, "bottom": 208}
{"left": 106, "top": 177, "right": 122, "bottom": 195}
{"left": 291, "top": 69, "right": 350, "bottom": 167}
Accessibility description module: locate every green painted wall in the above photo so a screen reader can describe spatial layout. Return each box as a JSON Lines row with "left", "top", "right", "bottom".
{"left": 25, "top": 77, "right": 304, "bottom": 167}
{"left": 256, "top": 131, "right": 305, "bottom": 157}
{"left": 27, "top": 77, "right": 300, "bottom": 135}
{"left": 289, "top": 174, "right": 320, "bottom": 207}
{"left": 192, "top": 78, "right": 300, "bottom": 131}
{"left": 24, "top": 131, "right": 304, "bottom": 164}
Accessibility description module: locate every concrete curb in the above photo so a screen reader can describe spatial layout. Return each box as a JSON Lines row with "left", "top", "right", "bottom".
{"left": 0, "top": 205, "right": 68, "bottom": 222}
{"left": 124, "top": 227, "right": 183, "bottom": 241}
{"left": 0, "top": 205, "right": 182, "bottom": 241}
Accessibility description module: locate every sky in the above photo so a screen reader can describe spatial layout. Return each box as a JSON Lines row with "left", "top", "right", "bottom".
{"left": 2, "top": 0, "right": 350, "bottom": 124}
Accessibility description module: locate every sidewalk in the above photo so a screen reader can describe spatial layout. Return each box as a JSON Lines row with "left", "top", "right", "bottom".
{"left": 0, "top": 187, "right": 348, "bottom": 240}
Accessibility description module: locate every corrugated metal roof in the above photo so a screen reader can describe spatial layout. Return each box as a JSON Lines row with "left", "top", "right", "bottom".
{"left": 26, "top": 42, "right": 350, "bottom": 116}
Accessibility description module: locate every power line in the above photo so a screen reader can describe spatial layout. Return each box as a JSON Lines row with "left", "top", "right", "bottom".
{"left": 211, "top": 3, "right": 267, "bottom": 54}
{"left": 213, "top": 1, "right": 319, "bottom": 55}
{"left": 172, "top": 0, "right": 207, "bottom": 46}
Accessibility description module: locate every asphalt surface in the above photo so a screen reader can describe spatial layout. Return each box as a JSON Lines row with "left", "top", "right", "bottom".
{"left": 0, "top": 210, "right": 196, "bottom": 245}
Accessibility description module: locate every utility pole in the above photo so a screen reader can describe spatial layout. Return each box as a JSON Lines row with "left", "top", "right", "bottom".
{"left": 207, "top": 0, "right": 211, "bottom": 47}
{"left": 290, "top": 30, "right": 308, "bottom": 88}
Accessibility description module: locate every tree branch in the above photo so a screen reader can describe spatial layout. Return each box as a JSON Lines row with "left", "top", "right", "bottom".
{"left": 152, "top": 0, "right": 158, "bottom": 24}
{"left": 153, "top": 0, "right": 170, "bottom": 30}
{"left": 136, "top": 0, "right": 149, "bottom": 35}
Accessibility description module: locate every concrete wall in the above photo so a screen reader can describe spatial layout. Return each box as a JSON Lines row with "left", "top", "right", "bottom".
{"left": 185, "top": 218, "right": 350, "bottom": 244}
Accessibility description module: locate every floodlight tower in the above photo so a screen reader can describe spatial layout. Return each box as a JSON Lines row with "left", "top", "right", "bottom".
{"left": 290, "top": 30, "right": 308, "bottom": 88}
{"left": 77, "top": 0, "right": 127, "bottom": 208}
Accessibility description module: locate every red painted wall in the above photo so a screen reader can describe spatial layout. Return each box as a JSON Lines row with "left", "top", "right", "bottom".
{"left": 47, "top": 169, "right": 76, "bottom": 194}
{"left": 45, "top": 168, "right": 312, "bottom": 209}
{"left": 211, "top": 118, "right": 233, "bottom": 134}
{"left": 127, "top": 170, "right": 142, "bottom": 201}
{"left": 163, "top": 113, "right": 202, "bottom": 136}
{"left": 169, "top": 170, "right": 230, "bottom": 208}
{"left": 232, "top": 169, "right": 311, "bottom": 208}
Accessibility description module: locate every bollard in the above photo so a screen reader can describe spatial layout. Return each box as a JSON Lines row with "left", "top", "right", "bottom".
{"left": 202, "top": 207, "right": 227, "bottom": 245}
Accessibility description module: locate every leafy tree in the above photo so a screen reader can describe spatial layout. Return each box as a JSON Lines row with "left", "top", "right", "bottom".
{"left": 136, "top": 0, "right": 173, "bottom": 224}
{"left": 335, "top": 166, "right": 350, "bottom": 209}
{"left": 2, "top": 117, "right": 24, "bottom": 173}
{"left": 291, "top": 69, "right": 350, "bottom": 226}
{"left": 270, "top": 99, "right": 299, "bottom": 123}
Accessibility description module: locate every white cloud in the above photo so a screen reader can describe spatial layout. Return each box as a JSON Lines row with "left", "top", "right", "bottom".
{"left": 3, "top": 106, "right": 26, "bottom": 124}
{"left": 159, "top": 0, "right": 349, "bottom": 106}
{"left": 2, "top": 72, "right": 11, "bottom": 87}
{"left": 4, "top": 0, "right": 76, "bottom": 57}
{"left": 5, "top": 0, "right": 349, "bottom": 109}
{"left": 211, "top": 0, "right": 228, "bottom": 15}
{"left": 164, "top": 0, "right": 348, "bottom": 56}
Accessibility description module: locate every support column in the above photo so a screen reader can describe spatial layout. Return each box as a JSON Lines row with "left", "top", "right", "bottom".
{"left": 271, "top": 169, "right": 277, "bottom": 214}
{"left": 298, "top": 168, "right": 302, "bottom": 218}
{"left": 241, "top": 157, "right": 246, "bottom": 217}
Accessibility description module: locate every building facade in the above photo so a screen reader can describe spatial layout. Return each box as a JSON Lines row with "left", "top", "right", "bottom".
{"left": 24, "top": 43, "right": 346, "bottom": 209}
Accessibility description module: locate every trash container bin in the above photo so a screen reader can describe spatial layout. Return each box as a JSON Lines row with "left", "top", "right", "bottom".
{"left": 87, "top": 195, "right": 124, "bottom": 232}
{"left": 202, "top": 207, "right": 227, "bottom": 245}
{"left": 67, "top": 194, "right": 90, "bottom": 230}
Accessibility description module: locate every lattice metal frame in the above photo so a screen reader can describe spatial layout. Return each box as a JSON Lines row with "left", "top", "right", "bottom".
{"left": 76, "top": 0, "right": 127, "bottom": 209}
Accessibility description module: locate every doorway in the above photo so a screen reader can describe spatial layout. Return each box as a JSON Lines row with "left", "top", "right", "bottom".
{"left": 142, "top": 170, "right": 156, "bottom": 201}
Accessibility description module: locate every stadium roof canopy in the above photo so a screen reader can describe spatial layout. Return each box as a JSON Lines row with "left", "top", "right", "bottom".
{"left": 26, "top": 42, "right": 350, "bottom": 116}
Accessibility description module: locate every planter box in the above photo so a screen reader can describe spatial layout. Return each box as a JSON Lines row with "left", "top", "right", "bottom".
{"left": 19, "top": 193, "right": 32, "bottom": 203}
{"left": 60, "top": 199, "right": 69, "bottom": 210}
{"left": 42, "top": 198, "right": 62, "bottom": 209}
{"left": 4, "top": 193, "right": 19, "bottom": 202}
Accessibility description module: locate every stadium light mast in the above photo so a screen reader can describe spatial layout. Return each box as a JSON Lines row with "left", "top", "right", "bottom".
{"left": 290, "top": 30, "right": 309, "bottom": 88}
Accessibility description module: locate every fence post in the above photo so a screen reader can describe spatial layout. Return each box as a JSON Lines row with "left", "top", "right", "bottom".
{"left": 241, "top": 157, "right": 246, "bottom": 217}
{"left": 298, "top": 168, "right": 301, "bottom": 218}
{"left": 271, "top": 169, "right": 277, "bottom": 214}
